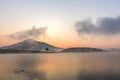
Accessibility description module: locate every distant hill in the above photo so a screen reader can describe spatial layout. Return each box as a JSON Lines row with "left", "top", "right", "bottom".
{"left": 1, "top": 39, "right": 62, "bottom": 52}
{"left": 106, "top": 48, "right": 120, "bottom": 52}
{"left": 62, "top": 47, "right": 105, "bottom": 52}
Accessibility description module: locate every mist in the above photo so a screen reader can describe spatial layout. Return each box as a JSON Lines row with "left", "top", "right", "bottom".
{"left": 8, "top": 26, "right": 47, "bottom": 40}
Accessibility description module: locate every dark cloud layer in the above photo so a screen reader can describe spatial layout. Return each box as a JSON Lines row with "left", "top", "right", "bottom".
{"left": 8, "top": 26, "right": 47, "bottom": 40}
{"left": 75, "top": 16, "right": 120, "bottom": 36}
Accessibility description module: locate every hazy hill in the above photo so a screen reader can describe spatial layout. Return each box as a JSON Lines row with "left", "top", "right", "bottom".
{"left": 62, "top": 47, "right": 105, "bottom": 52}
{"left": 1, "top": 39, "right": 61, "bottom": 52}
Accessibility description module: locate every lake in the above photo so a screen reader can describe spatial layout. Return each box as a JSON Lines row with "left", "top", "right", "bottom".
{"left": 0, "top": 52, "right": 120, "bottom": 80}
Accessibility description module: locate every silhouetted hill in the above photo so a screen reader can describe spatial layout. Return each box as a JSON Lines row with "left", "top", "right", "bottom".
{"left": 62, "top": 47, "right": 105, "bottom": 52}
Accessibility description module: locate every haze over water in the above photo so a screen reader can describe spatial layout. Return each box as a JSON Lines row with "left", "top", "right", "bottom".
{"left": 0, "top": 52, "right": 120, "bottom": 80}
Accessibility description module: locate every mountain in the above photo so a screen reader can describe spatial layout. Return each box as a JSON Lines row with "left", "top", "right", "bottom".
{"left": 1, "top": 39, "right": 61, "bottom": 51}
{"left": 62, "top": 47, "right": 105, "bottom": 52}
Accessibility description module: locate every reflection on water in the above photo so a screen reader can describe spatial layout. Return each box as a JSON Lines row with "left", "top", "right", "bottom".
{"left": 14, "top": 56, "right": 47, "bottom": 80}
{"left": 0, "top": 52, "right": 120, "bottom": 80}
{"left": 78, "top": 71, "right": 120, "bottom": 80}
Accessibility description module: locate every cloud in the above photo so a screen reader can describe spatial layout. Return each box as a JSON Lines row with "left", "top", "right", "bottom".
{"left": 75, "top": 16, "right": 120, "bottom": 36}
{"left": 8, "top": 26, "right": 47, "bottom": 40}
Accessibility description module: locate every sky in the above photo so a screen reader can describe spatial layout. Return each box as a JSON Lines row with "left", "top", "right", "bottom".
{"left": 0, "top": 0, "right": 120, "bottom": 48}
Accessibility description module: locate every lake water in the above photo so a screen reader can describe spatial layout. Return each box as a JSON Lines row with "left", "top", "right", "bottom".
{"left": 0, "top": 52, "right": 120, "bottom": 80}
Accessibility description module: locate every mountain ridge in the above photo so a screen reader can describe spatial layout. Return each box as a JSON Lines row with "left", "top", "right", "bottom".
{"left": 1, "top": 39, "right": 61, "bottom": 51}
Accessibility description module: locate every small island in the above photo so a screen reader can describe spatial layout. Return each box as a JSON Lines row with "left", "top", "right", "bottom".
{"left": 62, "top": 47, "right": 105, "bottom": 52}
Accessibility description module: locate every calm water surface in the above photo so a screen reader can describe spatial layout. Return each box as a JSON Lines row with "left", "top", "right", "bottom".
{"left": 0, "top": 52, "right": 120, "bottom": 80}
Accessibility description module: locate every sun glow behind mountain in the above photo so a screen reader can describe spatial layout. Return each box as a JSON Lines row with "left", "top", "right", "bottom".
{"left": 0, "top": 0, "right": 120, "bottom": 48}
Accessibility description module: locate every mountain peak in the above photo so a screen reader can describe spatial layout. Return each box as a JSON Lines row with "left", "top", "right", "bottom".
{"left": 23, "top": 38, "right": 36, "bottom": 42}
{"left": 22, "top": 39, "right": 37, "bottom": 44}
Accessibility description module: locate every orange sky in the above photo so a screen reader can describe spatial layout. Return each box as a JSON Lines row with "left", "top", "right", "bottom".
{"left": 0, "top": 33, "right": 120, "bottom": 48}
{"left": 0, "top": 0, "right": 120, "bottom": 48}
